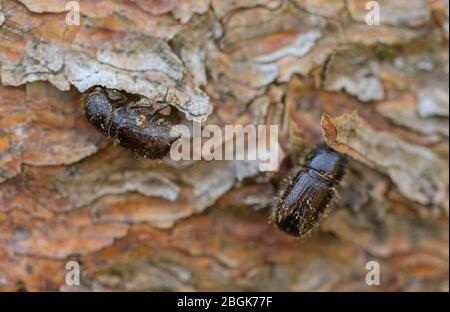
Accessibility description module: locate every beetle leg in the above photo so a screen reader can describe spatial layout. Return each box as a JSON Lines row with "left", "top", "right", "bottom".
{"left": 149, "top": 104, "right": 169, "bottom": 123}
{"left": 108, "top": 107, "right": 125, "bottom": 140}
{"left": 147, "top": 88, "right": 172, "bottom": 122}
{"left": 127, "top": 97, "right": 153, "bottom": 109}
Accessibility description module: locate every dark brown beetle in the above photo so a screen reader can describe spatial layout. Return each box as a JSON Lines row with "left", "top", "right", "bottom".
{"left": 83, "top": 86, "right": 180, "bottom": 159}
{"left": 271, "top": 142, "right": 347, "bottom": 237}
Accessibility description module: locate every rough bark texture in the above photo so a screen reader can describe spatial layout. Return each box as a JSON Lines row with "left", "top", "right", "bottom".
{"left": 0, "top": 0, "right": 448, "bottom": 291}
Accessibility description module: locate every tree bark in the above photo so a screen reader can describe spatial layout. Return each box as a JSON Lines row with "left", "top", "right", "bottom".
{"left": 0, "top": 0, "right": 448, "bottom": 291}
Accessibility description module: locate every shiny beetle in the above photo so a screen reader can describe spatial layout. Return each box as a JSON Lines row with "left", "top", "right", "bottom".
{"left": 271, "top": 142, "right": 347, "bottom": 237}
{"left": 83, "top": 86, "right": 179, "bottom": 159}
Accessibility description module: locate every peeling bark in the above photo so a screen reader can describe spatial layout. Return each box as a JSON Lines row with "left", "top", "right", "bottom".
{"left": 0, "top": 0, "right": 448, "bottom": 291}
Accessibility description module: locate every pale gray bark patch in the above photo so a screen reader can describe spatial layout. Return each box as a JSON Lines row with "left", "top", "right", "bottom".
{"left": 0, "top": 37, "right": 211, "bottom": 121}
{"left": 324, "top": 50, "right": 384, "bottom": 102}
{"left": 327, "top": 113, "right": 449, "bottom": 208}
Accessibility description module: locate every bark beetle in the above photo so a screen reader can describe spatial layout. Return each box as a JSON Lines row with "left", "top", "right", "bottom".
{"left": 0, "top": 0, "right": 448, "bottom": 291}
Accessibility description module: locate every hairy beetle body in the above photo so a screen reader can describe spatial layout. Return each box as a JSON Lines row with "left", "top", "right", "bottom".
{"left": 83, "top": 88, "right": 114, "bottom": 136}
{"left": 272, "top": 143, "right": 347, "bottom": 237}
{"left": 83, "top": 86, "right": 179, "bottom": 159}
{"left": 109, "top": 106, "right": 175, "bottom": 159}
